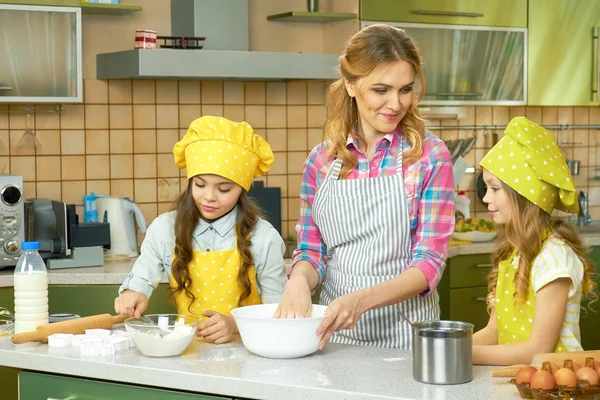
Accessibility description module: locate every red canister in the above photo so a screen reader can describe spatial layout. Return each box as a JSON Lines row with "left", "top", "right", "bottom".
{"left": 134, "top": 29, "right": 157, "bottom": 49}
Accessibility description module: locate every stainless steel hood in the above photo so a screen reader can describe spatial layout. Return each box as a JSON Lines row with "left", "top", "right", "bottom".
{"left": 96, "top": 0, "right": 340, "bottom": 81}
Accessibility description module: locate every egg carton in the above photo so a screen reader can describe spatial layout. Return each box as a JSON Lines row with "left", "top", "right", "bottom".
{"left": 515, "top": 380, "right": 600, "bottom": 399}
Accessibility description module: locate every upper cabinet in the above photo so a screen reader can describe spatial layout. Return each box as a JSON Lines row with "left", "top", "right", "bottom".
{"left": 528, "top": 0, "right": 600, "bottom": 106}
{"left": 0, "top": 4, "right": 82, "bottom": 103}
{"left": 360, "top": 0, "right": 527, "bottom": 28}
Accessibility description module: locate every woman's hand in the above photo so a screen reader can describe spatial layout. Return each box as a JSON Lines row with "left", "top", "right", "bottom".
{"left": 273, "top": 275, "right": 313, "bottom": 319}
{"left": 114, "top": 290, "right": 149, "bottom": 318}
{"left": 316, "top": 292, "right": 366, "bottom": 349}
{"left": 196, "top": 310, "right": 237, "bottom": 344}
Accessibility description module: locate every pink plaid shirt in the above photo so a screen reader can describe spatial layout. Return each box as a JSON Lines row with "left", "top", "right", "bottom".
{"left": 291, "top": 127, "right": 455, "bottom": 293}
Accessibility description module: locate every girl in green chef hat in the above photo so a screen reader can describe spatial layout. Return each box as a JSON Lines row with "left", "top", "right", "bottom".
{"left": 472, "top": 116, "right": 597, "bottom": 365}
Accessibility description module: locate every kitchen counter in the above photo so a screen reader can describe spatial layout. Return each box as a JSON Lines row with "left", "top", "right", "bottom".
{"left": 2, "top": 231, "right": 600, "bottom": 288}
{"left": 0, "top": 335, "right": 520, "bottom": 400}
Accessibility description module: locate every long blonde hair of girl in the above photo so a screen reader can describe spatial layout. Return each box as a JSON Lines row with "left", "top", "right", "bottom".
{"left": 168, "top": 180, "right": 262, "bottom": 313}
{"left": 486, "top": 182, "right": 597, "bottom": 312}
{"left": 324, "top": 23, "right": 427, "bottom": 178}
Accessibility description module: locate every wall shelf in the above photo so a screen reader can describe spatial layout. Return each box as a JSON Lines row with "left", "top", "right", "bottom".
{"left": 267, "top": 11, "right": 356, "bottom": 23}
{"left": 79, "top": 2, "right": 142, "bottom": 15}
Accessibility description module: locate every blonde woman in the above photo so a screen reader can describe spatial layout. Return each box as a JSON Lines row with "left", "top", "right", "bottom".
{"left": 276, "top": 24, "right": 454, "bottom": 349}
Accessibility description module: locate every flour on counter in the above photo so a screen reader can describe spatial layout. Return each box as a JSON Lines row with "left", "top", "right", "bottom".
{"left": 197, "top": 341, "right": 247, "bottom": 362}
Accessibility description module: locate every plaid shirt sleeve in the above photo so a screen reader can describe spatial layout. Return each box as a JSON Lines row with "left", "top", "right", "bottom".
{"left": 290, "top": 144, "right": 329, "bottom": 283}
{"left": 407, "top": 132, "right": 455, "bottom": 294}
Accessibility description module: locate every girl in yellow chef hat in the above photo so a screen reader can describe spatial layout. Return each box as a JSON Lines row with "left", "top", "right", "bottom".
{"left": 115, "top": 116, "right": 287, "bottom": 344}
{"left": 472, "top": 116, "right": 597, "bottom": 365}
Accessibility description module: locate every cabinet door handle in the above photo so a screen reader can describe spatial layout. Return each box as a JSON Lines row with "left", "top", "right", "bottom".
{"left": 0, "top": 87, "right": 12, "bottom": 91}
{"left": 593, "top": 27, "right": 599, "bottom": 102}
{"left": 427, "top": 92, "right": 483, "bottom": 97}
{"left": 411, "top": 10, "right": 484, "bottom": 18}
{"left": 47, "top": 397, "right": 76, "bottom": 400}
{"left": 475, "top": 297, "right": 487, "bottom": 302}
{"left": 475, "top": 263, "right": 493, "bottom": 268}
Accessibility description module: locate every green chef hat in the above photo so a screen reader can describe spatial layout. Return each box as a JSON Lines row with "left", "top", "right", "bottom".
{"left": 479, "top": 116, "right": 578, "bottom": 215}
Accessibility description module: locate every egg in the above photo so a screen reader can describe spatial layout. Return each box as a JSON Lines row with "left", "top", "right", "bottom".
{"left": 576, "top": 367, "right": 599, "bottom": 385}
{"left": 530, "top": 370, "right": 556, "bottom": 390}
{"left": 515, "top": 365, "right": 537, "bottom": 384}
{"left": 554, "top": 367, "right": 577, "bottom": 388}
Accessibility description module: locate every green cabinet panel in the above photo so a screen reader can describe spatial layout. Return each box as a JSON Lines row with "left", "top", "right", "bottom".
{"left": 449, "top": 286, "right": 490, "bottom": 332}
{"left": 528, "top": 0, "right": 600, "bottom": 105}
{"left": 360, "top": 0, "right": 527, "bottom": 27}
{"left": 581, "top": 246, "right": 600, "bottom": 350}
{"left": 448, "top": 253, "right": 493, "bottom": 289}
{"left": 20, "top": 371, "right": 230, "bottom": 400}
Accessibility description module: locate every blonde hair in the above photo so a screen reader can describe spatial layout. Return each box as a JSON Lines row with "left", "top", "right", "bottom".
{"left": 486, "top": 182, "right": 597, "bottom": 312}
{"left": 324, "top": 24, "right": 427, "bottom": 178}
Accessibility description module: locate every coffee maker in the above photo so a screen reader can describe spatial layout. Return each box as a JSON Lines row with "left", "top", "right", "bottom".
{"left": 25, "top": 199, "right": 111, "bottom": 269}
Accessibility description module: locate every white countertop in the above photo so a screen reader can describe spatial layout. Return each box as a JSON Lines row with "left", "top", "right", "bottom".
{"left": 0, "top": 335, "right": 520, "bottom": 400}
{"left": 2, "top": 231, "right": 599, "bottom": 288}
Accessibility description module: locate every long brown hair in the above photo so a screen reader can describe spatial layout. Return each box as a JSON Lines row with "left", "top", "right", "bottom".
{"left": 325, "top": 23, "right": 427, "bottom": 178}
{"left": 486, "top": 182, "right": 597, "bottom": 312}
{"left": 168, "top": 180, "right": 263, "bottom": 312}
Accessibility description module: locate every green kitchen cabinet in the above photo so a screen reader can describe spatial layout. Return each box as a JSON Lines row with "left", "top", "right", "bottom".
{"left": 19, "top": 371, "right": 231, "bottom": 400}
{"left": 360, "top": 0, "right": 527, "bottom": 27}
{"left": 581, "top": 246, "right": 600, "bottom": 350}
{"left": 528, "top": 0, "right": 600, "bottom": 105}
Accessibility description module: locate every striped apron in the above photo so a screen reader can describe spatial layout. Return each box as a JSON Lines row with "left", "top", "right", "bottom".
{"left": 312, "top": 145, "right": 440, "bottom": 349}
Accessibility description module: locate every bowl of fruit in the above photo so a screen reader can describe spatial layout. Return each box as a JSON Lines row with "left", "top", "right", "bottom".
{"left": 452, "top": 218, "right": 496, "bottom": 242}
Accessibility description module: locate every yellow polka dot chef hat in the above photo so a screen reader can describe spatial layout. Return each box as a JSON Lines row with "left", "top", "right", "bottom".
{"left": 479, "top": 116, "right": 578, "bottom": 215}
{"left": 173, "top": 116, "right": 274, "bottom": 191}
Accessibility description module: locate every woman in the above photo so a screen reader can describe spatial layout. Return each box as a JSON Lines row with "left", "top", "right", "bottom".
{"left": 275, "top": 24, "right": 454, "bottom": 349}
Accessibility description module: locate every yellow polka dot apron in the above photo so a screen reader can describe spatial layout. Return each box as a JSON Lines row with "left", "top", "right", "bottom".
{"left": 495, "top": 247, "right": 567, "bottom": 353}
{"left": 170, "top": 246, "right": 261, "bottom": 318}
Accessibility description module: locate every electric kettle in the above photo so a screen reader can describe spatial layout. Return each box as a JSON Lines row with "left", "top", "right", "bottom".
{"left": 94, "top": 197, "right": 147, "bottom": 258}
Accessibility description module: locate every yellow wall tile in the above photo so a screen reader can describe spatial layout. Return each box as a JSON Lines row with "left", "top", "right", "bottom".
{"left": 245, "top": 82, "right": 266, "bottom": 104}
{"left": 133, "top": 81, "right": 155, "bottom": 104}
{"left": 111, "top": 179, "right": 134, "bottom": 198}
{"left": 9, "top": 109, "right": 28, "bottom": 130}
{"left": 526, "top": 106, "right": 542, "bottom": 123}
{"left": 245, "top": 105, "right": 266, "bottom": 128}
{"left": 86, "top": 180, "right": 110, "bottom": 196}
{"left": 179, "top": 105, "right": 202, "bottom": 128}
{"left": 139, "top": 203, "right": 158, "bottom": 226}
{"left": 62, "top": 155, "right": 86, "bottom": 181}
{"left": 224, "top": 82, "right": 245, "bottom": 104}
{"left": 135, "top": 179, "right": 158, "bottom": 202}
{"left": 133, "top": 105, "right": 156, "bottom": 129}
{"left": 35, "top": 111, "right": 60, "bottom": 130}
{"left": 287, "top": 152, "right": 307, "bottom": 175}
{"left": 10, "top": 156, "right": 35, "bottom": 181}
{"left": 156, "top": 105, "right": 179, "bottom": 129}
{"left": 108, "top": 80, "right": 132, "bottom": 104}
{"left": 157, "top": 129, "right": 179, "bottom": 153}
{"left": 287, "top": 129, "right": 307, "bottom": 151}
{"left": 492, "top": 107, "right": 509, "bottom": 125}
{"left": 133, "top": 129, "right": 157, "bottom": 154}
{"left": 288, "top": 197, "right": 300, "bottom": 222}
{"left": 266, "top": 82, "right": 286, "bottom": 105}
{"left": 62, "top": 181, "right": 85, "bottom": 205}
{"left": 86, "top": 155, "right": 110, "bottom": 180}
{"left": 308, "top": 128, "right": 323, "bottom": 149}
{"left": 156, "top": 81, "right": 179, "bottom": 104}
{"left": 110, "top": 155, "right": 133, "bottom": 178}
{"left": 287, "top": 174, "right": 302, "bottom": 197}
{"left": 542, "top": 107, "right": 558, "bottom": 125}
{"left": 307, "top": 82, "right": 327, "bottom": 105}
{"left": 508, "top": 106, "right": 526, "bottom": 120}
{"left": 23, "top": 182, "right": 36, "bottom": 198}
{"left": 266, "top": 175, "right": 287, "bottom": 197}
{"left": 287, "top": 106, "right": 307, "bottom": 128}
{"left": 179, "top": 82, "right": 201, "bottom": 104}
{"left": 266, "top": 129, "right": 286, "bottom": 151}
{"left": 202, "top": 82, "right": 223, "bottom": 104}
{"left": 61, "top": 130, "right": 85, "bottom": 154}
{"left": 280, "top": 196, "right": 288, "bottom": 221}
{"left": 134, "top": 154, "right": 157, "bottom": 178}
{"left": 109, "top": 105, "right": 133, "bottom": 129}
{"left": 110, "top": 130, "right": 133, "bottom": 154}
{"left": 266, "top": 106, "right": 287, "bottom": 128}
{"left": 9, "top": 130, "right": 35, "bottom": 155}
{"left": 158, "top": 202, "right": 174, "bottom": 214}
{"left": 0, "top": 131, "right": 7, "bottom": 155}
{"left": 36, "top": 156, "right": 61, "bottom": 181}
{"left": 223, "top": 105, "right": 245, "bottom": 122}
{"left": 558, "top": 107, "right": 573, "bottom": 125}
{"left": 574, "top": 107, "right": 589, "bottom": 124}
{"left": 0, "top": 105, "right": 7, "bottom": 129}
{"left": 475, "top": 106, "right": 492, "bottom": 125}
{"left": 85, "top": 105, "right": 109, "bottom": 129}
{"left": 590, "top": 107, "right": 600, "bottom": 125}
{"left": 157, "top": 153, "right": 180, "bottom": 177}
{"left": 84, "top": 79, "right": 108, "bottom": 104}
{"left": 158, "top": 178, "right": 180, "bottom": 202}
{"left": 269, "top": 152, "right": 287, "bottom": 175}
{"left": 307, "top": 105, "right": 326, "bottom": 128}
{"left": 201, "top": 105, "right": 224, "bottom": 117}
{"left": 61, "top": 105, "right": 85, "bottom": 129}
{"left": 36, "top": 130, "right": 61, "bottom": 155}
{"left": 86, "top": 130, "right": 109, "bottom": 154}
{"left": 37, "top": 182, "right": 62, "bottom": 200}
{"left": 287, "top": 82, "right": 307, "bottom": 105}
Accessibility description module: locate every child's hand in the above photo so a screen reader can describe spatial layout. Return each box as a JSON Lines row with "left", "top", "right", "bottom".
{"left": 196, "top": 310, "right": 238, "bottom": 344}
{"left": 114, "top": 290, "right": 148, "bottom": 318}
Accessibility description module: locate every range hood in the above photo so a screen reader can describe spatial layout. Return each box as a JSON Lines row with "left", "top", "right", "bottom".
{"left": 267, "top": 0, "right": 356, "bottom": 23}
{"left": 96, "top": 0, "right": 340, "bottom": 81}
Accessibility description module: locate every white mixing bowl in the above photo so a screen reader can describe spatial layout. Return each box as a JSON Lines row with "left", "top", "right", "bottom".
{"left": 231, "top": 303, "right": 327, "bottom": 359}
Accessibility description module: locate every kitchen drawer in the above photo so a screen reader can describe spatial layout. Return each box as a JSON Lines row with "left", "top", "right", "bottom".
{"left": 19, "top": 371, "right": 230, "bottom": 400}
{"left": 360, "top": 0, "right": 527, "bottom": 27}
{"left": 448, "top": 254, "right": 493, "bottom": 289}
{"left": 449, "top": 286, "right": 489, "bottom": 332}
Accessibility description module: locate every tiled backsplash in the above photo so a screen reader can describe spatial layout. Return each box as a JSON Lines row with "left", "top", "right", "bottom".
{"left": 1, "top": 79, "right": 600, "bottom": 241}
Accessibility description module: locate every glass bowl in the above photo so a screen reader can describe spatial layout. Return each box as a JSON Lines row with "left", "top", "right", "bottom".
{"left": 124, "top": 313, "right": 199, "bottom": 357}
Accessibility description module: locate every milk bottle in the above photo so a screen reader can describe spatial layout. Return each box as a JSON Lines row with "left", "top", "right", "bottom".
{"left": 13, "top": 241, "right": 49, "bottom": 334}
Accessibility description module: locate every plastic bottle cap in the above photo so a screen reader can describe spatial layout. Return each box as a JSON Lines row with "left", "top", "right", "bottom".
{"left": 21, "top": 241, "right": 40, "bottom": 251}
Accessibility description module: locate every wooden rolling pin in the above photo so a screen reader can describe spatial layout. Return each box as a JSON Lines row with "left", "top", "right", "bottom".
{"left": 11, "top": 314, "right": 129, "bottom": 344}
{"left": 491, "top": 350, "right": 600, "bottom": 378}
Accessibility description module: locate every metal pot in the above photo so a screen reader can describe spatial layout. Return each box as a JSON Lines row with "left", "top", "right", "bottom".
{"left": 566, "top": 159, "right": 580, "bottom": 176}
{"left": 412, "top": 320, "right": 474, "bottom": 385}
